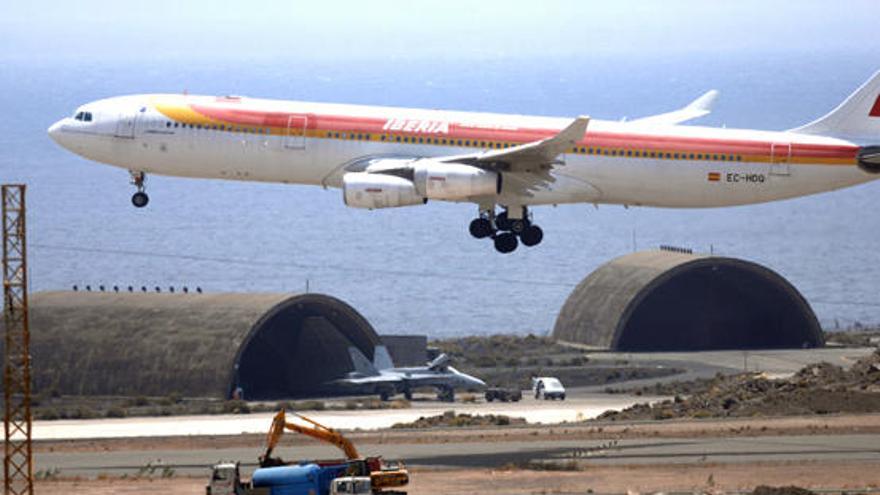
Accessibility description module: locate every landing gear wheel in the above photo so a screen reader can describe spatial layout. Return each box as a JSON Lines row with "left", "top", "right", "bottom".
{"left": 131, "top": 191, "right": 149, "bottom": 208}
{"left": 493, "top": 233, "right": 518, "bottom": 254}
{"left": 495, "top": 211, "right": 511, "bottom": 231}
{"left": 404, "top": 389, "right": 413, "bottom": 401}
{"left": 438, "top": 387, "right": 455, "bottom": 402}
{"left": 469, "top": 218, "right": 493, "bottom": 239}
{"left": 520, "top": 225, "right": 543, "bottom": 247}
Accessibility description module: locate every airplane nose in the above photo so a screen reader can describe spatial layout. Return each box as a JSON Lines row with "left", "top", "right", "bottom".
{"left": 47, "top": 120, "right": 63, "bottom": 143}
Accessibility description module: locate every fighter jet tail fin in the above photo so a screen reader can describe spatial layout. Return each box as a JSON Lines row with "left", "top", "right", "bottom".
{"left": 373, "top": 345, "right": 395, "bottom": 371}
{"left": 348, "top": 346, "right": 379, "bottom": 376}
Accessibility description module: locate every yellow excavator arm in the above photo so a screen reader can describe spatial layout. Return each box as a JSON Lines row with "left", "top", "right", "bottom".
{"left": 261, "top": 409, "right": 360, "bottom": 464}
{"left": 259, "top": 409, "right": 408, "bottom": 490}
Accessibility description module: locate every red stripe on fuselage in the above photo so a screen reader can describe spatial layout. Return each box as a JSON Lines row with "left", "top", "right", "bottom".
{"left": 187, "top": 102, "right": 859, "bottom": 160}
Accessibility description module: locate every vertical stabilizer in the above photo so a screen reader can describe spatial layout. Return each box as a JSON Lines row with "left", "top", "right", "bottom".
{"left": 348, "top": 347, "right": 379, "bottom": 376}
{"left": 373, "top": 345, "right": 395, "bottom": 371}
{"left": 793, "top": 70, "right": 880, "bottom": 142}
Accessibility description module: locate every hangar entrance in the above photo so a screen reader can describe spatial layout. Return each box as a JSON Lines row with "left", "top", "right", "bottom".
{"left": 617, "top": 261, "right": 820, "bottom": 351}
{"left": 552, "top": 251, "right": 823, "bottom": 352}
{"left": 231, "top": 294, "right": 380, "bottom": 400}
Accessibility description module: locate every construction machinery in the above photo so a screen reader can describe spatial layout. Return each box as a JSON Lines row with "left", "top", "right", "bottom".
{"left": 207, "top": 410, "right": 408, "bottom": 495}
{"left": 260, "top": 410, "right": 408, "bottom": 490}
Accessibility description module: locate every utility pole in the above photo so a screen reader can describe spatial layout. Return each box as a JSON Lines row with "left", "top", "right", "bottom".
{"left": 3, "top": 184, "right": 33, "bottom": 495}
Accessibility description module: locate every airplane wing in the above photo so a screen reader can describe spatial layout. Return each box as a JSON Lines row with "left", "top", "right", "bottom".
{"left": 433, "top": 116, "right": 590, "bottom": 197}
{"left": 628, "top": 89, "right": 719, "bottom": 126}
{"left": 338, "top": 116, "right": 591, "bottom": 199}
{"left": 337, "top": 374, "right": 401, "bottom": 386}
{"left": 444, "top": 116, "right": 590, "bottom": 173}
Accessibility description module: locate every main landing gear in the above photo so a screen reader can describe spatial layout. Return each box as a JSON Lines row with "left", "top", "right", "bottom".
{"left": 469, "top": 206, "right": 544, "bottom": 254}
{"left": 130, "top": 170, "right": 149, "bottom": 208}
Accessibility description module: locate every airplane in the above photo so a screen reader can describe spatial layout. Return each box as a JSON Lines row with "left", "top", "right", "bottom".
{"left": 334, "top": 345, "right": 486, "bottom": 402}
{"left": 48, "top": 71, "right": 880, "bottom": 253}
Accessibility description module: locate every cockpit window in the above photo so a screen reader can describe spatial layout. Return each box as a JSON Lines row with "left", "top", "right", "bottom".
{"left": 74, "top": 112, "right": 83, "bottom": 121}
{"left": 74, "top": 111, "right": 93, "bottom": 122}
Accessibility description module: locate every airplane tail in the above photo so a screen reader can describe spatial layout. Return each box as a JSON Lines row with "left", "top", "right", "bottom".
{"left": 348, "top": 347, "right": 379, "bottom": 376}
{"left": 793, "top": 70, "right": 880, "bottom": 143}
{"left": 373, "top": 345, "right": 395, "bottom": 371}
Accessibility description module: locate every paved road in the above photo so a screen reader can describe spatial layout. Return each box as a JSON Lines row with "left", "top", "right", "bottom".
{"left": 35, "top": 433, "right": 880, "bottom": 478}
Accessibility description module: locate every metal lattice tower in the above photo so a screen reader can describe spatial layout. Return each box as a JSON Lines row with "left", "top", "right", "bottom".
{"left": 2, "top": 185, "right": 32, "bottom": 495}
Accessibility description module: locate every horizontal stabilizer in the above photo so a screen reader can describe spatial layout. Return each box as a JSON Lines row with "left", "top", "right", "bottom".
{"left": 793, "top": 70, "right": 880, "bottom": 143}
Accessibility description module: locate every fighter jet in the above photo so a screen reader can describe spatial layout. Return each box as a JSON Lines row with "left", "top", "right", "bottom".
{"left": 334, "top": 346, "right": 486, "bottom": 402}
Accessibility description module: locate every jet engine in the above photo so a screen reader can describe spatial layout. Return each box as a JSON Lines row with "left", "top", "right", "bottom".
{"left": 858, "top": 145, "right": 880, "bottom": 173}
{"left": 342, "top": 172, "right": 426, "bottom": 209}
{"left": 412, "top": 161, "right": 500, "bottom": 200}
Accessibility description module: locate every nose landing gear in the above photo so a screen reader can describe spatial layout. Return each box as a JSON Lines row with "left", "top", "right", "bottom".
{"left": 469, "top": 206, "right": 543, "bottom": 253}
{"left": 129, "top": 171, "right": 149, "bottom": 208}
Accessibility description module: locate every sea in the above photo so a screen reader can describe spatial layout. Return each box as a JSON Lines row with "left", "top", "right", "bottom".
{"left": 1, "top": 50, "right": 879, "bottom": 337}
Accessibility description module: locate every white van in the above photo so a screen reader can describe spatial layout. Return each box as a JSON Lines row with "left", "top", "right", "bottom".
{"left": 532, "top": 377, "right": 566, "bottom": 400}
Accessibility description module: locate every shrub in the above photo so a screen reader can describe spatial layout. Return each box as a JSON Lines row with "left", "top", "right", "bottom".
{"left": 222, "top": 400, "right": 251, "bottom": 414}
{"left": 105, "top": 406, "right": 127, "bottom": 418}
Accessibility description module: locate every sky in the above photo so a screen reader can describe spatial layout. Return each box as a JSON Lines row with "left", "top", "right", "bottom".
{"left": 2, "top": 0, "right": 879, "bottom": 61}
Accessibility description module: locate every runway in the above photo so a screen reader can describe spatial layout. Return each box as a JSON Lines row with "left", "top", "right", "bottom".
{"left": 35, "top": 432, "right": 880, "bottom": 477}
{"left": 32, "top": 392, "right": 651, "bottom": 440}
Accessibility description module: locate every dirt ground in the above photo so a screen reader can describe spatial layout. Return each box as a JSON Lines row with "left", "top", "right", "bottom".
{"left": 28, "top": 414, "right": 880, "bottom": 494}
{"left": 36, "top": 460, "right": 880, "bottom": 494}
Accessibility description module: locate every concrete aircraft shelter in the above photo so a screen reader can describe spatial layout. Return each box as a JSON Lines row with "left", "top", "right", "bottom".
{"left": 553, "top": 250, "right": 824, "bottom": 351}
{"left": 18, "top": 291, "right": 381, "bottom": 400}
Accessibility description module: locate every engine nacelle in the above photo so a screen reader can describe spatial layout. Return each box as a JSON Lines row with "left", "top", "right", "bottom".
{"left": 342, "top": 172, "right": 426, "bottom": 209}
{"left": 413, "top": 161, "right": 500, "bottom": 200}
{"left": 858, "top": 145, "right": 880, "bottom": 174}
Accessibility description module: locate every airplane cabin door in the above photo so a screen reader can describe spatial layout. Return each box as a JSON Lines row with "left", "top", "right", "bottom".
{"left": 770, "top": 142, "right": 792, "bottom": 176}
{"left": 114, "top": 112, "right": 136, "bottom": 139}
{"left": 285, "top": 114, "right": 308, "bottom": 149}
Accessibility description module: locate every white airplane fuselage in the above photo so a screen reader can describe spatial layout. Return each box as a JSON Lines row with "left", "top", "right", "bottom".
{"left": 49, "top": 76, "right": 880, "bottom": 253}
